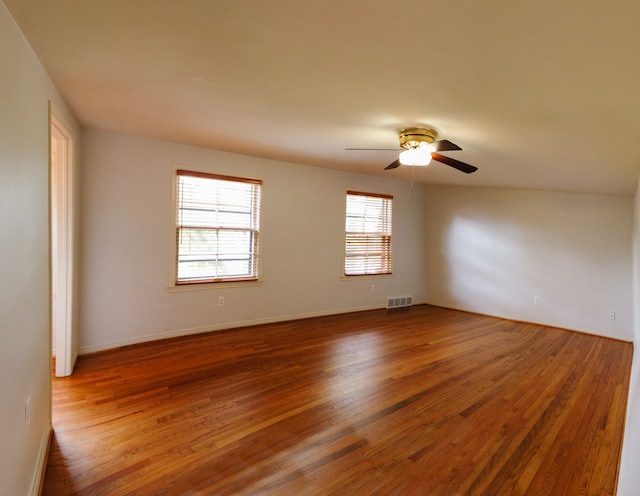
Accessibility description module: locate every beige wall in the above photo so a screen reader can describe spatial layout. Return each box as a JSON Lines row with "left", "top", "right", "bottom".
{"left": 617, "top": 177, "right": 640, "bottom": 495}
{"left": 78, "top": 130, "right": 636, "bottom": 360}
{"left": 424, "top": 185, "right": 633, "bottom": 340}
{"left": 0, "top": 2, "right": 79, "bottom": 494}
{"left": 78, "top": 128, "right": 428, "bottom": 352}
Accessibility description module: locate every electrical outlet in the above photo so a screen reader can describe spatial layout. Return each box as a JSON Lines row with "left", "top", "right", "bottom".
{"left": 609, "top": 311, "right": 616, "bottom": 321}
{"left": 218, "top": 296, "right": 224, "bottom": 306}
{"left": 533, "top": 296, "right": 539, "bottom": 305}
{"left": 370, "top": 284, "right": 376, "bottom": 293}
{"left": 25, "top": 396, "right": 31, "bottom": 426}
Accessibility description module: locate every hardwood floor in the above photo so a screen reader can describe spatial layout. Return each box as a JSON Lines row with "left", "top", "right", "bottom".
{"left": 44, "top": 305, "right": 633, "bottom": 495}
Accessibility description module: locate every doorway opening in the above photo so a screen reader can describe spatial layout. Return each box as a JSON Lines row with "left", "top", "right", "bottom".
{"left": 50, "top": 111, "right": 76, "bottom": 377}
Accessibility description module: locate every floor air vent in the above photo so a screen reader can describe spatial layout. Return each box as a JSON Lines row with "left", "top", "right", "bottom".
{"left": 386, "top": 295, "right": 413, "bottom": 309}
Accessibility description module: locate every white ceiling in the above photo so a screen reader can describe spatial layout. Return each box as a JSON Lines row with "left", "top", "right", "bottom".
{"left": 6, "top": 0, "right": 640, "bottom": 195}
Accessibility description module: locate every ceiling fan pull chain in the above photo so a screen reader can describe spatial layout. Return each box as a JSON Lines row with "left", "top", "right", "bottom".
{"left": 411, "top": 165, "right": 415, "bottom": 194}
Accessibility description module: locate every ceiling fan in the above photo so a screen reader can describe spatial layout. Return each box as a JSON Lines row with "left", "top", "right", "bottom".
{"left": 347, "top": 127, "right": 478, "bottom": 174}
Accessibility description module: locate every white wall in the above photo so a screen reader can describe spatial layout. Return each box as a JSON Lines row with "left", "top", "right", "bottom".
{"left": 0, "top": 3, "right": 79, "bottom": 495}
{"left": 424, "top": 185, "right": 633, "bottom": 340}
{"left": 617, "top": 177, "right": 640, "bottom": 495}
{"left": 78, "top": 129, "right": 427, "bottom": 352}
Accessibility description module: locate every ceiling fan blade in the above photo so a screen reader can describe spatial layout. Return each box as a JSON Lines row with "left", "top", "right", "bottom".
{"left": 384, "top": 159, "right": 401, "bottom": 170}
{"left": 346, "top": 148, "right": 400, "bottom": 151}
{"left": 433, "top": 140, "right": 462, "bottom": 152}
{"left": 431, "top": 152, "right": 478, "bottom": 174}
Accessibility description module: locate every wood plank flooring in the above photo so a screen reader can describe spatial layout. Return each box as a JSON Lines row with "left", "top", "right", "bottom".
{"left": 43, "top": 305, "right": 633, "bottom": 495}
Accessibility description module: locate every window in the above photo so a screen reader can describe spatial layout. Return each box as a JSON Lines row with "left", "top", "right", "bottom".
{"left": 175, "top": 170, "right": 261, "bottom": 285}
{"left": 344, "top": 191, "right": 393, "bottom": 276}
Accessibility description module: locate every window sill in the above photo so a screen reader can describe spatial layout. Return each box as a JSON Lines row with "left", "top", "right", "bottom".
{"left": 339, "top": 274, "right": 393, "bottom": 281}
{"left": 167, "top": 280, "right": 264, "bottom": 292}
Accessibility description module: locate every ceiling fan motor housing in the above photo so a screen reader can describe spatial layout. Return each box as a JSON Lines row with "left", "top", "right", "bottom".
{"left": 399, "top": 127, "right": 438, "bottom": 150}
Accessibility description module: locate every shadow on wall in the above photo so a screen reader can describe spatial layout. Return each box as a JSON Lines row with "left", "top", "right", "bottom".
{"left": 424, "top": 188, "right": 632, "bottom": 335}
{"left": 443, "top": 213, "right": 539, "bottom": 310}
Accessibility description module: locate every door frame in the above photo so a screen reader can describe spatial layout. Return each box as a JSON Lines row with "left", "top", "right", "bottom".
{"left": 50, "top": 109, "right": 76, "bottom": 377}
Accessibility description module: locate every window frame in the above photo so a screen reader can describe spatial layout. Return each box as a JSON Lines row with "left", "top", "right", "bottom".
{"left": 344, "top": 190, "right": 393, "bottom": 277}
{"left": 172, "top": 168, "right": 262, "bottom": 287}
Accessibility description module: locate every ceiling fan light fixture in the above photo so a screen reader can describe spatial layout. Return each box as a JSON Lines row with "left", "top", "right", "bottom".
{"left": 349, "top": 125, "right": 478, "bottom": 174}
{"left": 399, "top": 148, "right": 432, "bottom": 166}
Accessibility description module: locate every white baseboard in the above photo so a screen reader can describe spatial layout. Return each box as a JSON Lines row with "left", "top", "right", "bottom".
{"left": 426, "top": 300, "right": 633, "bottom": 342}
{"left": 80, "top": 302, "right": 428, "bottom": 355}
{"left": 30, "top": 424, "right": 52, "bottom": 496}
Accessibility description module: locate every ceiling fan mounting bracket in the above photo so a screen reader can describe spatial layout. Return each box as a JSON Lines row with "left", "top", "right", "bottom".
{"left": 399, "top": 127, "right": 438, "bottom": 149}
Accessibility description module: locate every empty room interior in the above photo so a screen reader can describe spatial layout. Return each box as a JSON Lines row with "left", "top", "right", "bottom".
{"left": 3, "top": 1, "right": 640, "bottom": 494}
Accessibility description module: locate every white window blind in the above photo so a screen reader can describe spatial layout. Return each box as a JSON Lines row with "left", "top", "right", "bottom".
{"left": 344, "top": 191, "right": 393, "bottom": 276}
{"left": 175, "top": 170, "right": 261, "bottom": 284}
